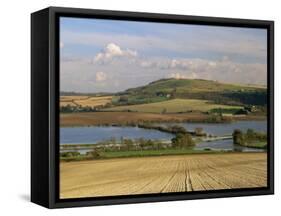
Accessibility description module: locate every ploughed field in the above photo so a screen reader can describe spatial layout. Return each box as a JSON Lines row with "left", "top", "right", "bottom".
{"left": 60, "top": 111, "right": 212, "bottom": 126}
{"left": 60, "top": 112, "right": 266, "bottom": 126}
{"left": 60, "top": 152, "right": 267, "bottom": 198}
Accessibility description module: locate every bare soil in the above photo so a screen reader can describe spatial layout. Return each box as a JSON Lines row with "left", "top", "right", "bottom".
{"left": 60, "top": 152, "right": 267, "bottom": 198}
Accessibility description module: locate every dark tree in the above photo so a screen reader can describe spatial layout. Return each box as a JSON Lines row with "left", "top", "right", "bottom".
{"left": 232, "top": 129, "right": 244, "bottom": 145}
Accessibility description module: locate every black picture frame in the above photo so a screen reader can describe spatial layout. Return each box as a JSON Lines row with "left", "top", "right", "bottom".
{"left": 31, "top": 6, "right": 274, "bottom": 209}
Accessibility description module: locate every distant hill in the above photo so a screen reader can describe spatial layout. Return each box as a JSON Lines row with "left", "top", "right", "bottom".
{"left": 118, "top": 78, "right": 267, "bottom": 106}
{"left": 61, "top": 79, "right": 267, "bottom": 106}
{"left": 125, "top": 78, "right": 263, "bottom": 93}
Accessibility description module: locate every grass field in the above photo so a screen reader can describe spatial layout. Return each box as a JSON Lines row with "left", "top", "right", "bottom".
{"left": 60, "top": 152, "right": 267, "bottom": 198}
{"left": 99, "top": 149, "right": 217, "bottom": 158}
{"left": 104, "top": 99, "right": 242, "bottom": 113}
{"left": 60, "top": 96, "right": 112, "bottom": 108}
{"left": 241, "top": 141, "right": 267, "bottom": 149}
{"left": 60, "top": 149, "right": 226, "bottom": 162}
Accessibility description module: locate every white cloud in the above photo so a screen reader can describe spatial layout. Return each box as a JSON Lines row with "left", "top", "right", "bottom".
{"left": 138, "top": 56, "right": 266, "bottom": 85}
{"left": 95, "top": 71, "right": 107, "bottom": 82}
{"left": 60, "top": 34, "right": 267, "bottom": 93}
{"left": 61, "top": 54, "right": 266, "bottom": 92}
{"left": 94, "top": 43, "right": 137, "bottom": 63}
{"left": 139, "top": 58, "right": 218, "bottom": 72}
{"left": 61, "top": 52, "right": 266, "bottom": 92}
{"left": 61, "top": 29, "right": 266, "bottom": 62}
{"left": 170, "top": 72, "right": 198, "bottom": 80}
{"left": 170, "top": 72, "right": 186, "bottom": 79}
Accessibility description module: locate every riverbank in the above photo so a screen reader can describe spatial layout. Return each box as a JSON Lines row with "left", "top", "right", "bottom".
{"left": 60, "top": 111, "right": 266, "bottom": 127}
{"left": 60, "top": 152, "right": 267, "bottom": 198}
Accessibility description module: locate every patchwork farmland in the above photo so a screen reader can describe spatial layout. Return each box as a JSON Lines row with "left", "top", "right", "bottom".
{"left": 60, "top": 96, "right": 113, "bottom": 108}
{"left": 60, "top": 152, "right": 267, "bottom": 198}
{"left": 104, "top": 98, "right": 243, "bottom": 113}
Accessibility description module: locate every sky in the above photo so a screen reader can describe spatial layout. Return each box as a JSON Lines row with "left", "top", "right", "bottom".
{"left": 60, "top": 17, "right": 267, "bottom": 93}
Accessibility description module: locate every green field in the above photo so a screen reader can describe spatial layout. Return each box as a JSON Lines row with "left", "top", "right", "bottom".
{"left": 237, "top": 141, "right": 267, "bottom": 149}
{"left": 245, "top": 141, "right": 267, "bottom": 148}
{"left": 98, "top": 149, "right": 223, "bottom": 158}
{"left": 60, "top": 148, "right": 225, "bottom": 162}
{"left": 104, "top": 98, "right": 243, "bottom": 113}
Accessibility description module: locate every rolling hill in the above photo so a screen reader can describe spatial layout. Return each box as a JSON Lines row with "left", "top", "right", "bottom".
{"left": 116, "top": 78, "right": 267, "bottom": 106}
{"left": 125, "top": 78, "right": 263, "bottom": 93}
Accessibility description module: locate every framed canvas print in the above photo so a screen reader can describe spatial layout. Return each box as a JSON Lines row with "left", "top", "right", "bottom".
{"left": 31, "top": 7, "right": 274, "bottom": 208}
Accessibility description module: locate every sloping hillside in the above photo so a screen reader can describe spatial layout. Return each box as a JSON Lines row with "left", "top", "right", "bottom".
{"left": 117, "top": 78, "right": 267, "bottom": 106}
{"left": 125, "top": 78, "right": 262, "bottom": 94}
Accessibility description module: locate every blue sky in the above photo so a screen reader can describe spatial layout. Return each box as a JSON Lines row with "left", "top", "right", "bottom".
{"left": 60, "top": 17, "right": 267, "bottom": 93}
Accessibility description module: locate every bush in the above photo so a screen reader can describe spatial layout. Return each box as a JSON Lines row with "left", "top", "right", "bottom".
{"left": 86, "top": 150, "right": 101, "bottom": 159}
{"left": 123, "top": 138, "right": 134, "bottom": 150}
{"left": 60, "top": 151, "right": 80, "bottom": 158}
{"left": 119, "top": 96, "right": 129, "bottom": 103}
{"left": 171, "top": 133, "right": 195, "bottom": 148}
{"left": 232, "top": 129, "right": 267, "bottom": 147}
{"left": 232, "top": 129, "right": 244, "bottom": 145}
{"left": 194, "top": 127, "right": 204, "bottom": 136}
{"left": 168, "top": 125, "right": 187, "bottom": 133}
